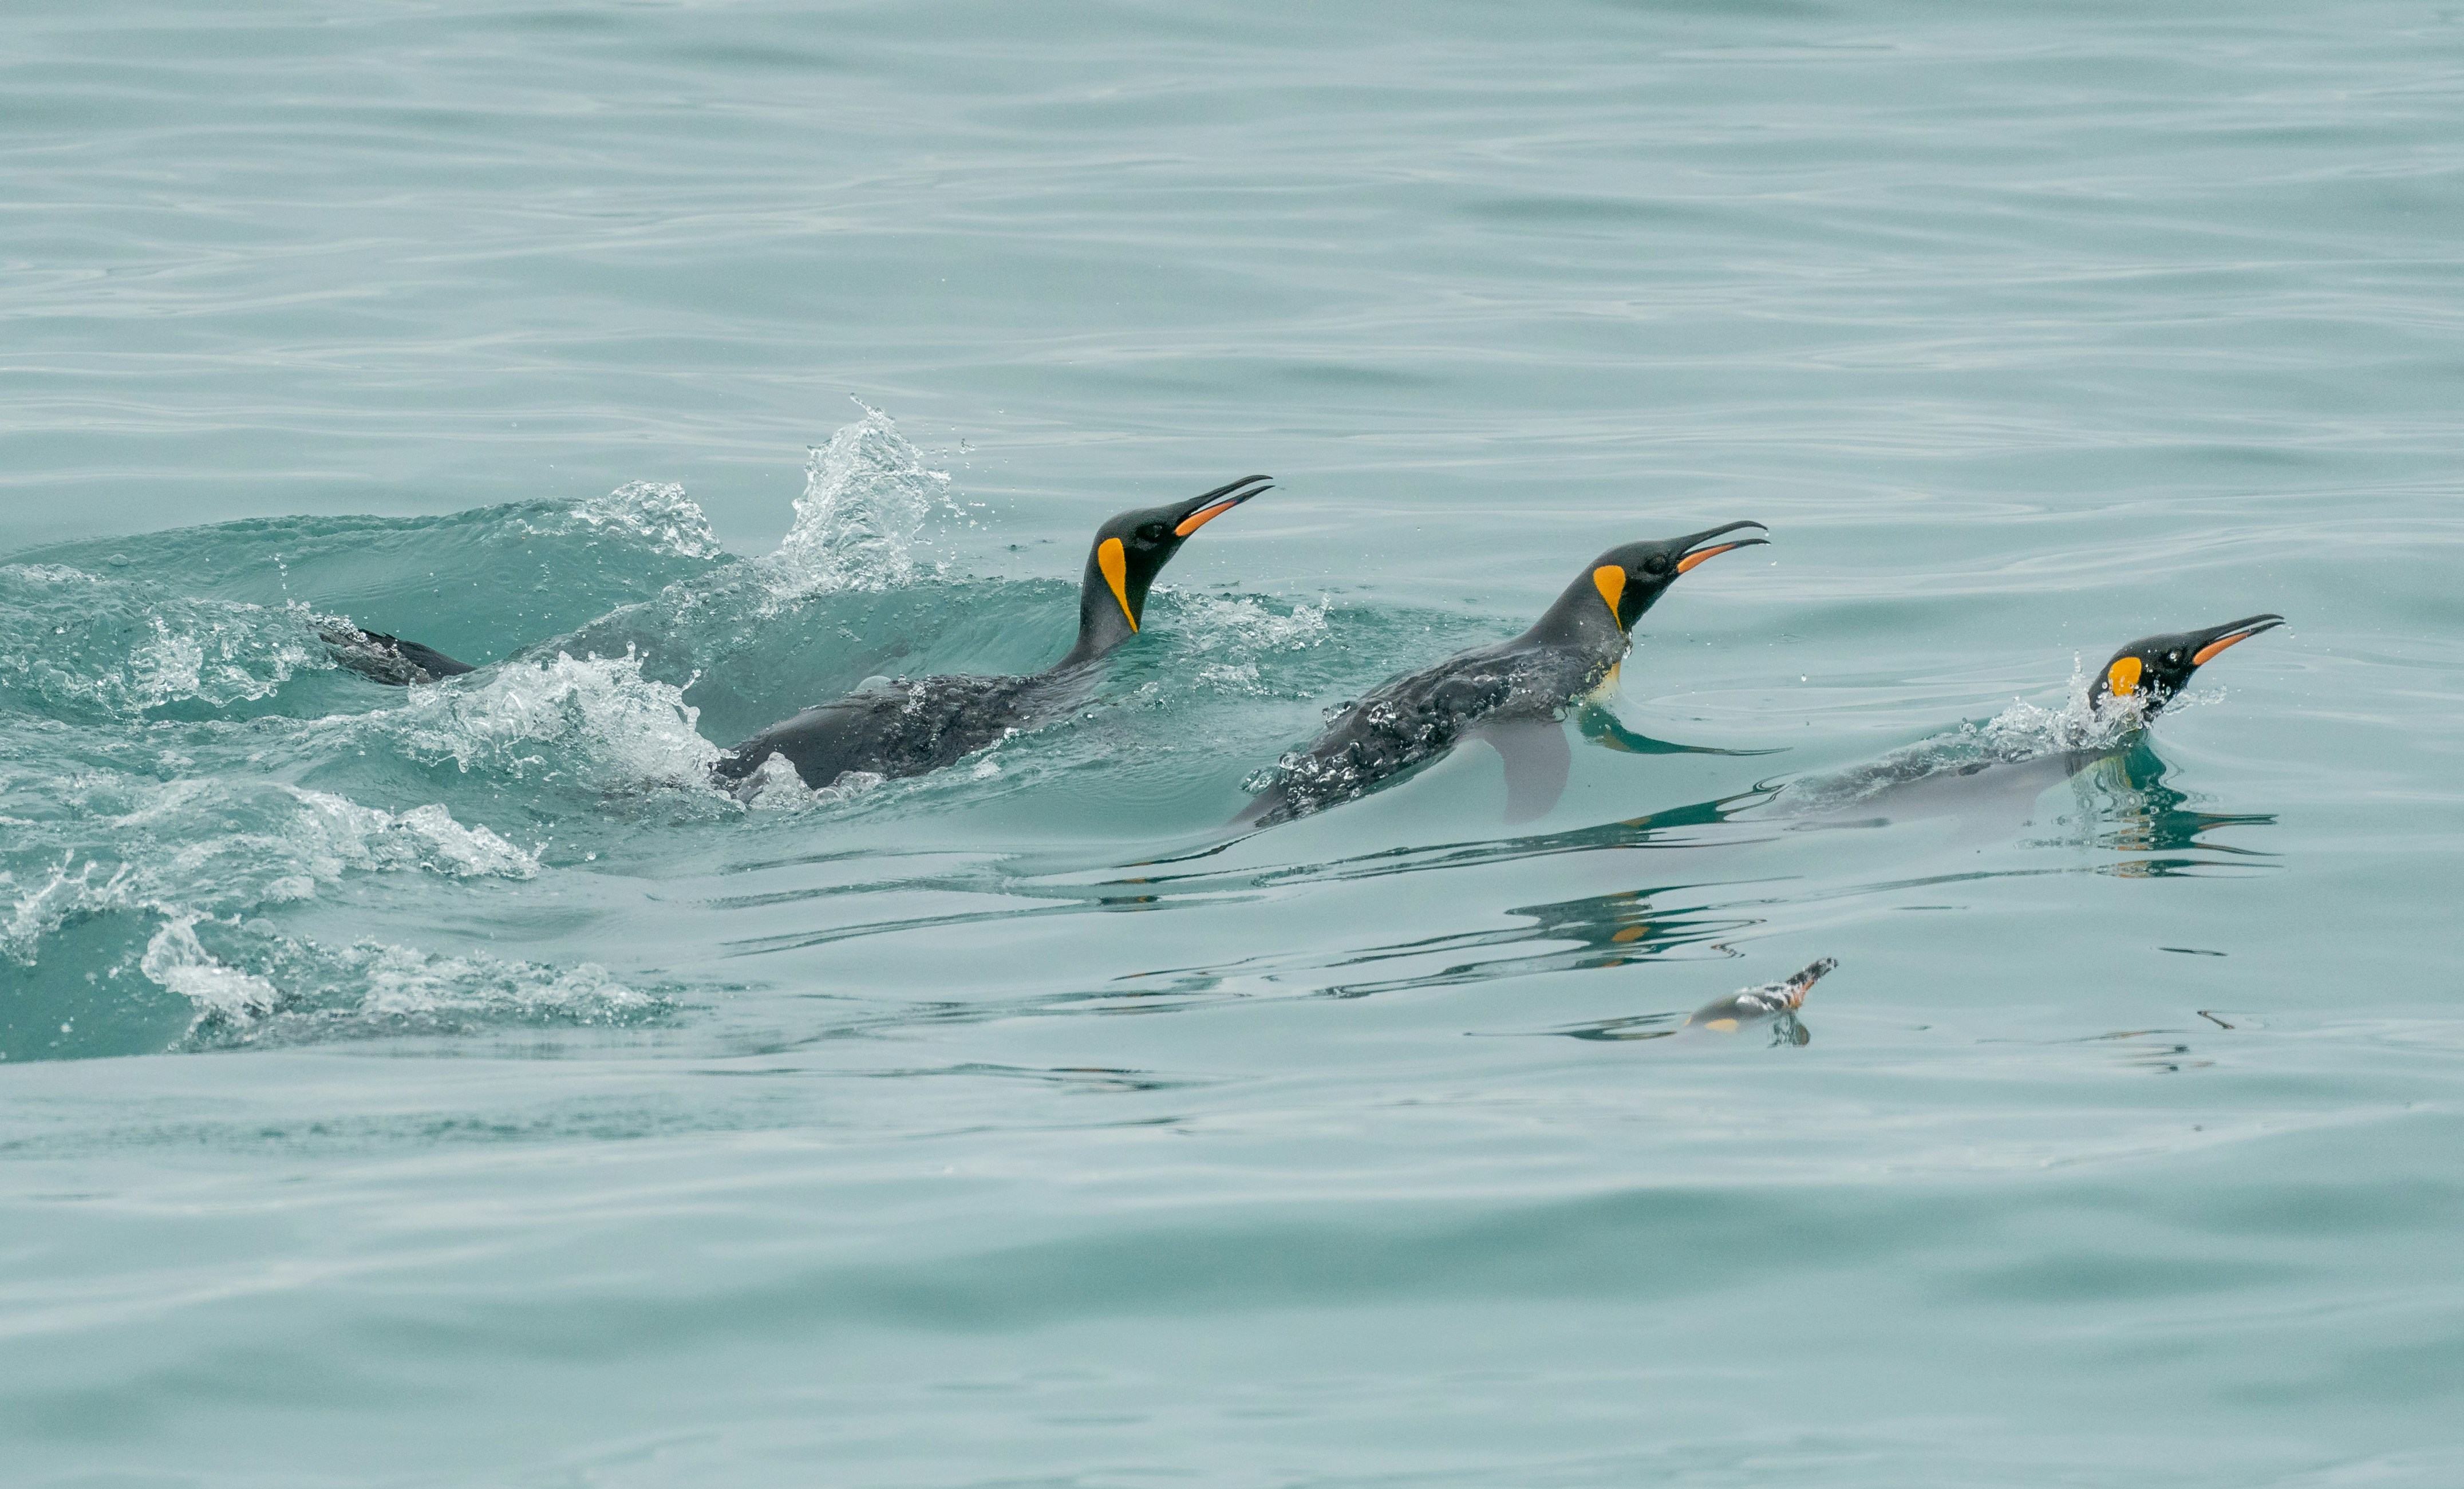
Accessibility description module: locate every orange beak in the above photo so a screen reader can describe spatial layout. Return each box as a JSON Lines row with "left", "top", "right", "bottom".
{"left": 2189, "top": 613, "right": 2287, "bottom": 667}
{"left": 1670, "top": 520, "right": 1770, "bottom": 574}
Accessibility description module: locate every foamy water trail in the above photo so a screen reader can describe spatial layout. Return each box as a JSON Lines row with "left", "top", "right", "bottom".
{"left": 0, "top": 561, "right": 343, "bottom": 718}
{"left": 371, "top": 647, "right": 724, "bottom": 788}
{"left": 173, "top": 923, "right": 660, "bottom": 1049}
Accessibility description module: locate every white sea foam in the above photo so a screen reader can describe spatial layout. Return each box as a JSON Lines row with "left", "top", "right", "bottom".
{"left": 1167, "top": 595, "right": 1331, "bottom": 693}
{"left": 140, "top": 915, "right": 280, "bottom": 1018}
{"left": 0, "top": 572, "right": 338, "bottom": 717}
{"left": 1, "top": 563, "right": 99, "bottom": 585}
{"left": 1, "top": 774, "right": 540, "bottom": 985}
{"left": 125, "top": 610, "right": 329, "bottom": 710}
{"left": 338, "top": 941, "right": 651, "bottom": 1023}
{"left": 737, "top": 752, "right": 887, "bottom": 812}
{"left": 374, "top": 647, "right": 723, "bottom": 787}
{"left": 135, "top": 914, "right": 661, "bottom": 1045}
{"left": 278, "top": 790, "right": 539, "bottom": 880}
{"left": 555, "top": 480, "right": 724, "bottom": 560}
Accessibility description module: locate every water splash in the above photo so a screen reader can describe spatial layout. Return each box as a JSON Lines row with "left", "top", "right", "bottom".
{"left": 141, "top": 915, "right": 280, "bottom": 1021}
{"left": 1776, "top": 663, "right": 2215, "bottom": 815}
{"left": 769, "top": 402, "right": 957, "bottom": 598}
{"left": 737, "top": 753, "right": 888, "bottom": 812}
{"left": 517, "top": 406, "right": 967, "bottom": 703}
{"left": 373, "top": 647, "right": 723, "bottom": 788}
{"left": 552, "top": 481, "right": 723, "bottom": 560}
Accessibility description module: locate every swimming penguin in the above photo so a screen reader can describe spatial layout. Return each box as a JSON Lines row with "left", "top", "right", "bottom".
{"left": 321, "top": 626, "right": 479, "bottom": 686}
{"left": 1768, "top": 611, "right": 2288, "bottom": 842}
{"left": 714, "top": 475, "right": 1272, "bottom": 797}
{"left": 2090, "top": 614, "right": 2284, "bottom": 719}
{"left": 1682, "top": 957, "right": 1838, "bottom": 1036}
{"left": 1240, "top": 520, "right": 1767, "bottom": 826}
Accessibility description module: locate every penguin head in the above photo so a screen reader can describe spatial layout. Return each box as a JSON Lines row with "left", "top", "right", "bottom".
{"left": 1072, "top": 475, "right": 1272, "bottom": 658}
{"left": 1581, "top": 521, "right": 1769, "bottom": 633}
{"left": 2090, "top": 613, "right": 2284, "bottom": 717}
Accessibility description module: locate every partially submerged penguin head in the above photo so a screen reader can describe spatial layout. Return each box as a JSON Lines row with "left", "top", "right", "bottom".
{"left": 2090, "top": 613, "right": 2284, "bottom": 718}
{"left": 1065, "top": 475, "right": 1272, "bottom": 665}
{"left": 1535, "top": 520, "right": 1768, "bottom": 643}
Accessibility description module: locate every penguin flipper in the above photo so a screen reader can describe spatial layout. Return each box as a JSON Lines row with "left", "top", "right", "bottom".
{"left": 1471, "top": 718, "right": 1570, "bottom": 825}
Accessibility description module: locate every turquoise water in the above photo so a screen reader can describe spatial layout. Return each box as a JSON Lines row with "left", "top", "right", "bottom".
{"left": 6, "top": 0, "right": 2463, "bottom": 1481}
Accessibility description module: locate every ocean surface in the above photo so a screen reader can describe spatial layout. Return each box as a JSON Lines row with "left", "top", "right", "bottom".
{"left": 5, "top": 2, "right": 2462, "bottom": 1483}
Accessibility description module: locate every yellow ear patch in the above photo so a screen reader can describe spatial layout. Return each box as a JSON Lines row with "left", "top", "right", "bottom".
{"left": 1099, "top": 537, "right": 1136, "bottom": 631}
{"left": 2107, "top": 655, "right": 2143, "bottom": 696}
{"left": 1592, "top": 565, "right": 1626, "bottom": 625}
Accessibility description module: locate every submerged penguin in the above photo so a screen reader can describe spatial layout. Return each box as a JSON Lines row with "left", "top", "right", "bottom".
{"left": 1772, "top": 612, "right": 2288, "bottom": 839}
{"left": 1240, "top": 521, "right": 1768, "bottom": 826}
{"left": 1560, "top": 957, "right": 1840, "bottom": 1045}
{"left": 322, "top": 626, "right": 479, "bottom": 686}
{"left": 1682, "top": 957, "right": 1839, "bottom": 1036}
{"left": 714, "top": 475, "right": 1272, "bottom": 797}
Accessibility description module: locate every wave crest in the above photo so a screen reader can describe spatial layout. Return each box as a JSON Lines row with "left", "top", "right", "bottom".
{"left": 552, "top": 480, "right": 724, "bottom": 560}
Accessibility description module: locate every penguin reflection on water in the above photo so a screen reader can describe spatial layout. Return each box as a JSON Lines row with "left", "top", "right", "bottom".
{"left": 713, "top": 475, "right": 1273, "bottom": 797}
{"left": 1239, "top": 522, "right": 1768, "bottom": 827}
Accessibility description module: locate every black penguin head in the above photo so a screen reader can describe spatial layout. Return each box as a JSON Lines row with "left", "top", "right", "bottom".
{"left": 1579, "top": 521, "right": 1769, "bottom": 633}
{"left": 2090, "top": 613, "right": 2283, "bottom": 717}
{"left": 1069, "top": 475, "right": 1272, "bottom": 661}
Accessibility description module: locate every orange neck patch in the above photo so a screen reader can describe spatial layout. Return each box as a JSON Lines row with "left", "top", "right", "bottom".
{"left": 2106, "top": 655, "right": 2143, "bottom": 697}
{"left": 1098, "top": 538, "right": 1136, "bottom": 631}
{"left": 1592, "top": 565, "right": 1626, "bottom": 627}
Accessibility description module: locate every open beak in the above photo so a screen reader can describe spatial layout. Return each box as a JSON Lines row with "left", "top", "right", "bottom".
{"left": 2189, "top": 613, "right": 2285, "bottom": 667}
{"left": 1171, "top": 474, "right": 1273, "bottom": 538}
{"left": 1673, "top": 520, "right": 1770, "bottom": 574}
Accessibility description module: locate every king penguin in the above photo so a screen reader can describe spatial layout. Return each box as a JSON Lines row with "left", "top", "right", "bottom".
{"left": 2088, "top": 614, "right": 2284, "bottom": 719}
{"left": 1240, "top": 520, "right": 1768, "bottom": 826}
{"left": 714, "top": 475, "right": 1272, "bottom": 797}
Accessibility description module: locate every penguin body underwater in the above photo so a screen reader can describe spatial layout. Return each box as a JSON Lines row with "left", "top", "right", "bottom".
{"left": 322, "top": 627, "right": 479, "bottom": 686}
{"left": 1241, "top": 521, "right": 1768, "bottom": 826}
{"left": 1682, "top": 957, "right": 1838, "bottom": 1038}
{"left": 713, "top": 475, "right": 1272, "bottom": 797}
{"left": 1774, "top": 613, "right": 2286, "bottom": 836}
